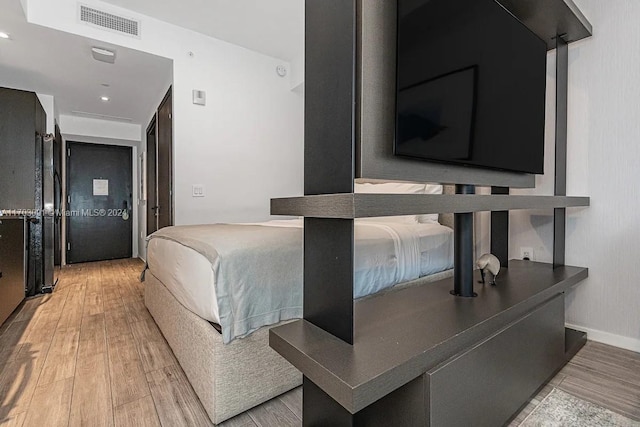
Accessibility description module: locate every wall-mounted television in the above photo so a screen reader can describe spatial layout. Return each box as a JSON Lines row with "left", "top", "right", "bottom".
{"left": 394, "top": 0, "right": 547, "bottom": 174}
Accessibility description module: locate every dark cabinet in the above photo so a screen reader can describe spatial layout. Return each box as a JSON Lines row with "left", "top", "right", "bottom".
{"left": 0, "top": 87, "right": 48, "bottom": 295}
{"left": 0, "top": 218, "right": 26, "bottom": 326}
{"left": 0, "top": 87, "right": 45, "bottom": 210}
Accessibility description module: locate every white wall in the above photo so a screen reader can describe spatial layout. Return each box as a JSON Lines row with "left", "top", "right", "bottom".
{"left": 290, "top": 54, "right": 304, "bottom": 92}
{"left": 506, "top": 0, "right": 640, "bottom": 352}
{"left": 36, "top": 93, "right": 55, "bottom": 133}
{"left": 24, "top": 0, "right": 305, "bottom": 240}
{"left": 59, "top": 115, "right": 141, "bottom": 142}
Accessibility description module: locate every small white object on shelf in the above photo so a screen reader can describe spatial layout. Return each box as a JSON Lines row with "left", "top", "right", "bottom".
{"left": 477, "top": 253, "right": 500, "bottom": 285}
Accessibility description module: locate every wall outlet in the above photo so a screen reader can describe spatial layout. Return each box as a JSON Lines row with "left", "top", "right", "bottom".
{"left": 192, "top": 185, "right": 205, "bottom": 197}
{"left": 520, "top": 247, "right": 534, "bottom": 261}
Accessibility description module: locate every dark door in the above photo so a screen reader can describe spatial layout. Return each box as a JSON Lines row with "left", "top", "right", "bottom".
{"left": 53, "top": 124, "right": 63, "bottom": 266}
{"left": 146, "top": 116, "right": 158, "bottom": 235}
{"left": 157, "top": 88, "right": 173, "bottom": 229}
{"left": 66, "top": 142, "right": 133, "bottom": 264}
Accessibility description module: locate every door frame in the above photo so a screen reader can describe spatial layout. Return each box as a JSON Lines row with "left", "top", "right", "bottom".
{"left": 156, "top": 87, "right": 173, "bottom": 229}
{"left": 146, "top": 114, "right": 158, "bottom": 236}
{"left": 64, "top": 140, "right": 138, "bottom": 263}
{"left": 145, "top": 86, "right": 173, "bottom": 237}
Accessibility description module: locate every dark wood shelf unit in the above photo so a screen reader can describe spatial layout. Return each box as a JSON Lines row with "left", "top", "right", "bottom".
{"left": 271, "top": 194, "right": 589, "bottom": 219}
{"left": 275, "top": 0, "right": 593, "bottom": 424}
{"left": 271, "top": 260, "right": 587, "bottom": 414}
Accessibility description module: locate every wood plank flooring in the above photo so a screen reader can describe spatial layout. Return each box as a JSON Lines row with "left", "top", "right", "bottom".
{"left": 0, "top": 259, "right": 638, "bottom": 426}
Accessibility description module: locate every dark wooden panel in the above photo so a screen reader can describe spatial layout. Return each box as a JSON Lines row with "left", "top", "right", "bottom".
{"left": 355, "top": 376, "right": 425, "bottom": 426}
{"left": 303, "top": 375, "right": 426, "bottom": 426}
{"left": 554, "top": 37, "right": 569, "bottom": 268}
{"left": 303, "top": 377, "right": 354, "bottom": 427}
{"left": 565, "top": 327, "right": 587, "bottom": 360}
{"left": 54, "top": 124, "right": 63, "bottom": 266}
{"left": 0, "top": 88, "right": 46, "bottom": 295}
{"left": 270, "top": 261, "right": 588, "bottom": 413}
{"left": 304, "top": 0, "right": 356, "bottom": 195}
{"left": 146, "top": 116, "right": 158, "bottom": 235}
{"left": 554, "top": 208, "right": 566, "bottom": 268}
{"left": 157, "top": 88, "right": 173, "bottom": 229}
{"left": 304, "top": 218, "right": 354, "bottom": 344}
{"left": 0, "top": 88, "right": 37, "bottom": 210}
{"left": 491, "top": 187, "right": 510, "bottom": 267}
{"left": 427, "top": 295, "right": 565, "bottom": 426}
{"left": 272, "top": 194, "right": 590, "bottom": 218}
{"left": 0, "top": 218, "right": 26, "bottom": 325}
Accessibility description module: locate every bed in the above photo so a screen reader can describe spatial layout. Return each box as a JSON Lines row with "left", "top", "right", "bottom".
{"left": 143, "top": 182, "right": 455, "bottom": 424}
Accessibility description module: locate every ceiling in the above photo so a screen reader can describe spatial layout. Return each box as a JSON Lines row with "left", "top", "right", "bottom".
{"left": 101, "top": 0, "right": 304, "bottom": 61}
{"left": 0, "top": 0, "right": 172, "bottom": 126}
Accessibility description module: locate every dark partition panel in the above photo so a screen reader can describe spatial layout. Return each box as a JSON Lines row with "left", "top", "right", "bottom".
{"left": 0, "top": 88, "right": 40, "bottom": 210}
{"left": 304, "top": 0, "right": 357, "bottom": 344}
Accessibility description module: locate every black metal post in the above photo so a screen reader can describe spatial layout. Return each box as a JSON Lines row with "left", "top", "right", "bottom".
{"left": 452, "top": 184, "right": 477, "bottom": 297}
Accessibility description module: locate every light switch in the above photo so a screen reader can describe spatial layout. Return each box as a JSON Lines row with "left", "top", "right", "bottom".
{"left": 193, "top": 90, "right": 206, "bottom": 106}
{"left": 192, "top": 185, "right": 205, "bottom": 197}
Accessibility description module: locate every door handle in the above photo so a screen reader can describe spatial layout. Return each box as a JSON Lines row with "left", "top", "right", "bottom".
{"left": 122, "top": 200, "right": 130, "bottom": 221}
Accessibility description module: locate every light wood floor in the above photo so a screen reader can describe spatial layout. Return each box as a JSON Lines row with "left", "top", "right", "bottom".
{"left": 0, "top": 259, "right": 638, "bottom": 426}
{"left": 510, "top": 340, "right": 640, "bottom": 425}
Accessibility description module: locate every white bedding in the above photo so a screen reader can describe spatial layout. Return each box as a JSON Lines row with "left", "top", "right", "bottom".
{"left": 147, "top": 219, "right": 453, "bottom": 328}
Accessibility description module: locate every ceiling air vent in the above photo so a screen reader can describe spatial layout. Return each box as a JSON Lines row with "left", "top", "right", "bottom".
{"left": 79, "top": 4, "right": 140, "bottom": 38}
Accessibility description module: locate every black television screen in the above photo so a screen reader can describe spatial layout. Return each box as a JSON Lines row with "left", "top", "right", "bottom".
{"left": 395, "top": 0, "right": 547, "bottom": 174}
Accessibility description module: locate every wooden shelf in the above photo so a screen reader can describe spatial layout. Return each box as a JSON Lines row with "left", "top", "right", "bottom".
{"left": 271, "top": 194, "right": 589, "bottom": 218}
{"left": 498, "top": 0, "right": 592, "bottom": 49}
{"left": 269, "top": 260, "right": 588, "bottom": 414}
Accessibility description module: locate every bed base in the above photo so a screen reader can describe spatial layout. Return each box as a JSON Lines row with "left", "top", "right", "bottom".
{"left": 144, "top": 272, "right": 302, "bottom": 425}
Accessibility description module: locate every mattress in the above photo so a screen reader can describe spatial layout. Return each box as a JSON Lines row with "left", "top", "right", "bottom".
{"left": 147, "top": 219, "right": 453, "bottom": 331}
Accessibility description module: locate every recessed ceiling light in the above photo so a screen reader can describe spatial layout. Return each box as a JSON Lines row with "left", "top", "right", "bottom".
{"left": 0, "top": 32, "right": 10, "bottom": 39}
{"left": 101, "top": 96, "right": 110, "bottom": 102}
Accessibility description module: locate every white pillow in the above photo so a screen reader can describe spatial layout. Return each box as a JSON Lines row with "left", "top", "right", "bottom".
{"left": 354, "top": 182, "right": 426, "bottom": 224}
{"left": 417, "top": 184, "right": 444, "bottom": 224}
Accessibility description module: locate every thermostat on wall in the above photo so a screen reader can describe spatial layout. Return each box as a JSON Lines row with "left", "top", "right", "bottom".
{"left": 193, "top": 89, "right": 206, "bottom": 106}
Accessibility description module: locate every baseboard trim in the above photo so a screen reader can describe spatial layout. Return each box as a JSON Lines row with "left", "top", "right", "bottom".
{"left": 565, "top": 323, "right": 640, "bottom": 353}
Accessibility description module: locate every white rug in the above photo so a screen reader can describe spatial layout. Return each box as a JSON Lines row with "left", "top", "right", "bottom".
{"left": 520, "top": 389, "right": 640, "bottom": 427}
